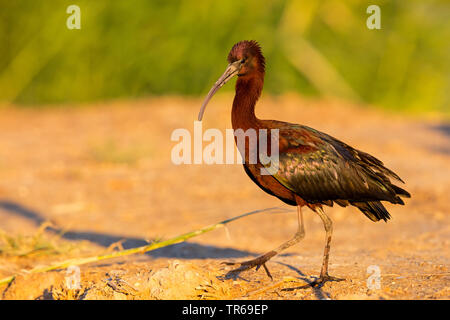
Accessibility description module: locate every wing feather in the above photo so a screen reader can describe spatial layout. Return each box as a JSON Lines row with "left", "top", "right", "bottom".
{"left": 266, "top": 124, "right": 410, "bottom": 204}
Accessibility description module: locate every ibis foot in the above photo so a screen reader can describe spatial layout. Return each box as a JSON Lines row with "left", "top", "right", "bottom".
{"left": 223, "top": 251, "right": 277, "bottom": 280}
{"left": 310, "top": 274, "right": 345, "bottom": 287}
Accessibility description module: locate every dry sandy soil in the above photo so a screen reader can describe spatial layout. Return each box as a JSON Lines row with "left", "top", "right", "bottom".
{"left": 0, "top": 95, "right": 448, "bottom": 300}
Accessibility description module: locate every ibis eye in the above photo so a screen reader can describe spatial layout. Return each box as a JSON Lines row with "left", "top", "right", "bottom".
{"left": 241, "top": 58, "right": 247, "bottom": 64}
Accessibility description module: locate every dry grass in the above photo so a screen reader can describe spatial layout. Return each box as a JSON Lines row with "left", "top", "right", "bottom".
{"left": 0, "top": 222, "right": 78, "bottom": 258}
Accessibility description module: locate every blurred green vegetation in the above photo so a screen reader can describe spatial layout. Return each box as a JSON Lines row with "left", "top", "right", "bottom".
{"left": 0, "top": 0, "right": 448, "bottom": 114}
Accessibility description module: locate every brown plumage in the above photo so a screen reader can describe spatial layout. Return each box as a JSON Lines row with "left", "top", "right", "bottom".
{"left": 198, "top": 40, "right": 410, "bottom": 285}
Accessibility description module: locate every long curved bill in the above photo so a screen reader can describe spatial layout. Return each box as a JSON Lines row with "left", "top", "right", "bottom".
{"left": 198, "top": 61, "right": 241, "bottom": 121}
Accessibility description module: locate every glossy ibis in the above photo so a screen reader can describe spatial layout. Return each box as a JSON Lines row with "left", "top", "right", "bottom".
{"left": 198, "top": 40, "right": 410, "bottom": 285}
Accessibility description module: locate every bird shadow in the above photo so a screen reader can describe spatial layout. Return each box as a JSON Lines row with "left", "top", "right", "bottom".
{"left": 0, "top": 200, "right": 256, "bottom": 259}
{"left": 275, "top": 261, "right": 331, "bottom": 300}
{"left": 219, "top": 260, "right": 330, "bottom": 299}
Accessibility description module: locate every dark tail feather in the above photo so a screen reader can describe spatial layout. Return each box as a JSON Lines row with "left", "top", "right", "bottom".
{"left": 392, "top": 185, "right": 411, "bottom": 198}
{"left": 351, "top": 201, "right": 391, "bottom": 222}
{"left": 358, "top": 151, "right": 405, "bottom": 183}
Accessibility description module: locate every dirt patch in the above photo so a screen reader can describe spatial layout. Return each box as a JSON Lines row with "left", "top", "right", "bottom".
{"left": 0, "top": 95, "right": 449, "bottom": 299}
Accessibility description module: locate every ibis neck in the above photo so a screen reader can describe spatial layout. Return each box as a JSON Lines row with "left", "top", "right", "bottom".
{"left": 231, "top": 75, "right": 263, "bottom": 130}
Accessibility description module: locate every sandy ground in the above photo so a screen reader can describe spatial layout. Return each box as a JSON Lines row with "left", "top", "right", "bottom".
{"left": 0, "top": 95, "right": 448, "bottom": 300}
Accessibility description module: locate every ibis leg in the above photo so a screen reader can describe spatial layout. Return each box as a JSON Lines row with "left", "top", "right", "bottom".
{"left": 225, "top": 205, "right": 305, "bottom": 280}
{"left": 312, "top": 207, "right": 344, "bottom": 285}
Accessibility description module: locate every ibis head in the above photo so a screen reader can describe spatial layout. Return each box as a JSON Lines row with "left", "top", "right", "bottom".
{"left": 198, "top": 40, "right": 265, "bottom": 121}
